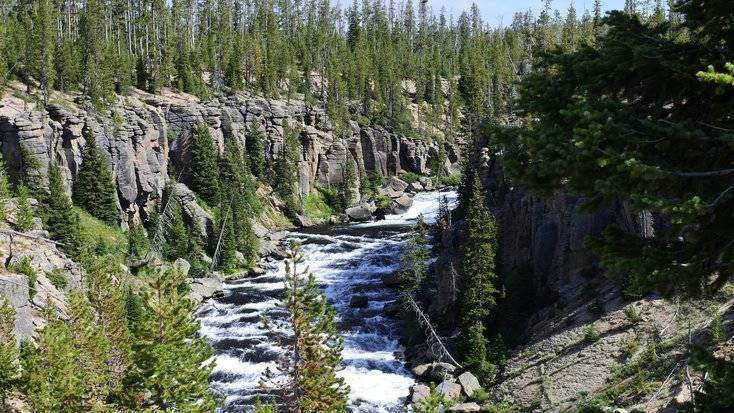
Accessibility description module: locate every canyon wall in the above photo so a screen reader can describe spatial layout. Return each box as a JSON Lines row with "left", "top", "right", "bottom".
{"left": 0, "top": 87, "right": 460, "bottom": 228}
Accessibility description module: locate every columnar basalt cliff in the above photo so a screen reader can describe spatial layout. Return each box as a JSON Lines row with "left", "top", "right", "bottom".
{"left": 421, "top": 136, "right": 733, "bottom": 412}
{"left": 0, "top": 87, "right": 460, "bottom": 229}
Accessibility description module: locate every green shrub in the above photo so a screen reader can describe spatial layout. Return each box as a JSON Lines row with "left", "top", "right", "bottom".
{"left": 375, "top": 195, "right": 391, "bottom": 210}
{"left": 621, "top": 335, "right": 639, "bottom": 358}
{"left": 9, "top": 257, "right": 37, "bottom": 297}
{"left": 472, "top": 388, "right": 489, "bottom": 403}
{"left": 624, "top": 306, "right": 642, "bottom": 325}
{"left": 583, "top": 326, "right": 601, "bottom": 343}
{"left": 434, "top": 173, "right": 462, "bottom": 187}
{"left": 47, "top": 268, "right": 68, "bottom": 290}
{"left": 399, "top": 172, "right": 420, "bottom": 184}
{"left": 304, "top": 189, "right": 336, "bottom": 223}
{"left": 589, "top": 301, "right": 604, "bottom": 317}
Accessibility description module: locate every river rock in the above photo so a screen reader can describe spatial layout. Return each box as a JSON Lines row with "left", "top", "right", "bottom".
{"left": 408, "top": 181, "right": 424, "bottom": 192}
{"left": 383, "top": 301, "right": 403, "bottom": 318}
{"left": 437, "top": 379, "right": 462, "bottom": 399}
{"left": 409, "top": 384, "right": 431, "bottom": 404}
{"left": 346, "top": 204, "right": 373, "bottom": 222}
{"left": 448, "top": 402, "right": 481, "bottom": 412}
{"left": 413, "top": 362, "right": 457, "bottom": 382}
{"left": 249, "top": 266, "right": 266, "bottom": 276}
{"left": 392, "top": 194, "right": 413, "bottom": 213}
{"left": 457, "top": 371, "right": 481, "bottom": 398}
{"left": 294, "top": 214, "right": 314, "bottom": 228}
{"left": 381, "top": 272, "right": 405, "bottom": 288}
{"left": 189, "top": 277, "right": 223, "bottom": 303}
{"left": 349, "top": 295, "right": 369, "bottom": 308}
{"left": 389, "top": 176, "right": 409, "bottom": 193}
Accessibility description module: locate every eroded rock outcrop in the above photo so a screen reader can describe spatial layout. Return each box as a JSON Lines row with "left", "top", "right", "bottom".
{"left": 0, "top": 87, "right": 460, "bottom": 228}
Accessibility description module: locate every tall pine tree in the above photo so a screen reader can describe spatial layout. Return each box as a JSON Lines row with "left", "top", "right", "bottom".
{"left": 42, "top": 163, "right": 81, "bottom": 256}
{"left": 73, "top": 127, "right": 118, "bottom": 226}
{"left": 458, "top": 175, "right": 500, "bottom": 378}
{"left": 190, "top": 122, "right": 220, "bottom": 206}
{"left": 260, "top": 242, "right": 350, "bottom": 412}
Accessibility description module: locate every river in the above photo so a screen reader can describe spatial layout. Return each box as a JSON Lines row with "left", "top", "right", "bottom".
{"left": 197, "top": 189, "right": 458, "bottom": 412}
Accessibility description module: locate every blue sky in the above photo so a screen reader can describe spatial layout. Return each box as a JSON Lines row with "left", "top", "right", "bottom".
{"left": 423, "top": 0, "right": 627, "bottom": 26}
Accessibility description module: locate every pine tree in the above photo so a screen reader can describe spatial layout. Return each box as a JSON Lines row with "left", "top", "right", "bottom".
{"left": 400, "top": 214, "right": 430, "bottom": 291}
{"left": 0, "top": 157, "right": 12, "bottom": 223}
{"left": 494, "top": 4, "right": 734, "bottom": 297}
{"left": 73, "top": 127, "right": 118, "bottom": 226}
{"left": 458, "top": 175, "right": 499, "bottom": 377}
{"left": 0, "top": 299, "right": 19, "bottom": 406}
{"left": 127, "top": 223, "right": 150, "bottom": 263}
{"left": 124, "top": 267, "right": 217, "bottom": 412}
{"left": 260, "top": 242, "right": 350, "bottom": 412}
{"left": 15, "top": 183, "right": 34, "bottom": 232}
{"left": 22, "top": 293, "right": 111, "bottom": 412}
{"left": 274, "top": 123, "right": 302, "bottom": 219}
{"left": 42, "top": 163, "right": 81, "bottom": 256}
{"left": 190, "top": 122, "right": 220, "bottom": 206}
{"left": 163, "top": 200, "right": 190, "bottom": 261}
{"left": 247, "top": 121, "right": 267, "bottom": 179}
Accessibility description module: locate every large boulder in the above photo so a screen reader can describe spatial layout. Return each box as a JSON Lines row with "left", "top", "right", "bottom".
{"left": 189, "top": 276, "right": 223, "bottom": 304}
{"left": 436, "top": 380, "right": 462, "bottom": 400}
{"left": 389, "top": 176, "right": 409, "bottom": 193}
{"left": 412, "top": 362, "right": 457, "bottom": 382}
{"left": 392, "top": 194, "right": 413, "bottom": 214}
{"left": 457, "top": 371, "right": 481, "bottom": 398}
{"left": 346, "top": 204, "right": 373, "bottom": 222}
{"left": 409, "top": 384, "right": 431, "bottom": 404}
{"left": 173, "top": 258, "right": 191, "bottom": 277}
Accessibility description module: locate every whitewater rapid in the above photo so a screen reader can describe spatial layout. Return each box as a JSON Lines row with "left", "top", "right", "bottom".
{"left": 197, "top": 189, "right": 458, "bottom": 412}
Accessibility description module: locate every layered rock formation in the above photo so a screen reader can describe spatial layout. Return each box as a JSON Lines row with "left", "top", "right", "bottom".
{"left": 0, "top": 86, "right": 459, "bottom": 228}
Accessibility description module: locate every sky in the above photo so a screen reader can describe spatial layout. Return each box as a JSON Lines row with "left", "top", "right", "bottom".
{"left": 423, "top": 0, "right": 627, "bottom": 26}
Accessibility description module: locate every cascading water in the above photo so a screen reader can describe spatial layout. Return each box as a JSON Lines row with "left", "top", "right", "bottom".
{"left": 197, "top": 189, "right": 458, "bottom": 412}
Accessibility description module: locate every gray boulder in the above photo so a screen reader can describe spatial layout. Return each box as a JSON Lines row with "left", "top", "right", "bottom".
{"left": 448, "top": 402, "right": 481, "bottom": 412}
{"left": 414, "top": 362, "right": 457, "bottom": 382}
{"left": 189, "top": 276, "right": 223, "bottom": 304}
{"left": 173, "top": 258, "right": 191, "bottom": 277}
{"left": 437, "top": 379, "right": 462, "bottom": 400}
{"left": 408, "top": 181, "right": 424, "bottom": 193}
{"left": 390, "top": 176, "right": 409, "bottom": 193}
{"left": 457, "top": 371, "right": 481, "bottom": 398}
{"left": 392, "top": 194, "right": 413, "bottom": 213}
{"left": 409, "top": 384, "right": 431, "bottom": 404}
{"left": 346, "top": 204, "right": 373, "bottom": 222}
{"left": 294, "top": 214, "right": 314, "bottom": 228}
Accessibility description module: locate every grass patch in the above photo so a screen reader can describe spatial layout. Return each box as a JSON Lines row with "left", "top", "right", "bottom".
{"left": 76, "top": 207, "right": 127, "bottom": 259}
{"left": 624, "top": 306, "right": 642, "bottom": 325}
{"left": 47, "top": 268, "right": 68, "bottom": 290}
{"left": 583, "top": 326, "right": 601, "bottom": 343}
{"left": 303, "top": 188, "right": 338, "bottom": 223}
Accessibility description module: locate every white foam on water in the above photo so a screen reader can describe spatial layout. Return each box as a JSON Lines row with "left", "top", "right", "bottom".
{"left": 198, "top": 189, "right": 457, "bottom": 412}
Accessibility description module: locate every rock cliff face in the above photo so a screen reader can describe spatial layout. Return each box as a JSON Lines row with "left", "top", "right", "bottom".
{"left": 426, "top": 137, "right": 734, "bottom": 412}
{"left": 431, "top": 145, "right": 650, "bottom": 339}
{"left": 0, "top": 87, "right": 459, "bottom": 228}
